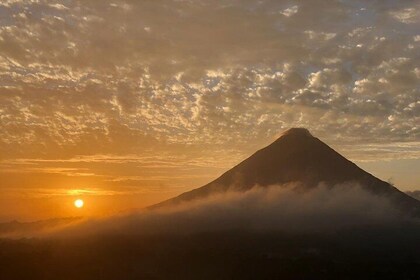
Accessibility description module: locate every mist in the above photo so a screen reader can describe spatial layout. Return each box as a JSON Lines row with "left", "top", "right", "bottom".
{"left": 2, "top": 184, "right": 420, "bottom": 280}
{"left": 43, "top": 183, "right": 417, "bottom": 238}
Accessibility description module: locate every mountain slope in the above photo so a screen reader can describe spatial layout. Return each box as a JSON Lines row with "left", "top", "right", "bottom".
{"left": 155, "top": 128, "right": 420, "bottom": 216}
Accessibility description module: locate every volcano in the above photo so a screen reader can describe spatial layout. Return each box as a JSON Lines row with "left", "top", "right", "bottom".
{"left": 156, "top": 128, "right": 420, "bottom": 216}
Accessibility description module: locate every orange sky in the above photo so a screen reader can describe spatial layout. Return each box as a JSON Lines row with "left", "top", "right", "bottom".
{"left": 0, "top": 0, "right": 419, "bottom": 221}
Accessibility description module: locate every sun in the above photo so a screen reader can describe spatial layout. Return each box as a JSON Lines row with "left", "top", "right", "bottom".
{"left": 74, "top": 199, "right": 84, "bottom": 208}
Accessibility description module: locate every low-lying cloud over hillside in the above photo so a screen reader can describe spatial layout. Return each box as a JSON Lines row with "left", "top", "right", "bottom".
{"left": 38, "top": 184, "right": 417, "bottom": 238}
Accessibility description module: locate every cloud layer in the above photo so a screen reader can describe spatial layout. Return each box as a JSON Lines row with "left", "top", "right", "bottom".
{"left": 0, "top": 0, "right": 419, "bottom": 159}
{"left": 44, "top": 184, "right": 418, "bottom": 238}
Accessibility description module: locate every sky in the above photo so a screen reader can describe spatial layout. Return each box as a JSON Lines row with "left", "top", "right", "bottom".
{"left": 0, "top": 0, "right": 419, "bottom": 221}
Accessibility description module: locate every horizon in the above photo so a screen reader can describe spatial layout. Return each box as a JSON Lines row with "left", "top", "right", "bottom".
{"left": 1, "top": 127, "right": 418, "bottom": 223}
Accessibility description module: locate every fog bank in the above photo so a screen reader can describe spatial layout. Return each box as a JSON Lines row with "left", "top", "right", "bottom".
{"left": 46, "top": 183, "right": 419, "bottom": 238}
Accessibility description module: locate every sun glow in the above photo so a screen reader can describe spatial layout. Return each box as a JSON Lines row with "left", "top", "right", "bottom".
{"left": 74, "top": 199, "right": 84, "bottom": 208}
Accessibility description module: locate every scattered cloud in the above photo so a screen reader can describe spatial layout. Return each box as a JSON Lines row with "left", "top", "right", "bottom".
{"left": 389, "top": 7, "right": 420, "bottom": 24}
{"left": 279, "top": 5, "right": 299, "bottom": 17}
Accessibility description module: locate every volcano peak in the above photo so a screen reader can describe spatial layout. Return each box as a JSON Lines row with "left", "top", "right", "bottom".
{"left": 154, "top": 128, "right": 420, "bottom": 216}
{"left": 280, "top": 127, "right": 313, "bottom": 138}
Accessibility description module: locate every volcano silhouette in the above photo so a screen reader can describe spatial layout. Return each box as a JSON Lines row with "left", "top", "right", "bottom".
{"left": 156, "top": 128, "right": 420, "bottom": 215}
